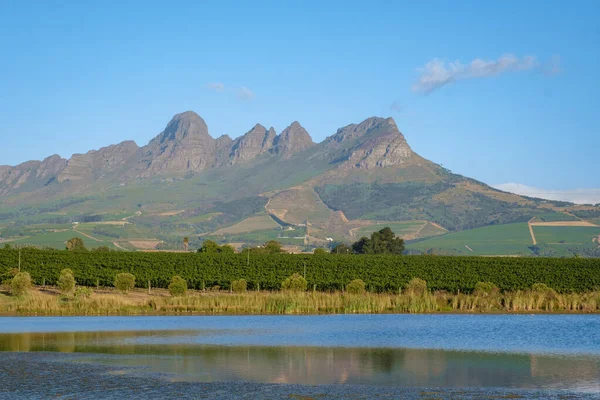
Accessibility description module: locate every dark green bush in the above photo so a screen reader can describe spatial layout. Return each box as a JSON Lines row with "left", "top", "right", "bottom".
{"left": 1, "top": 248, "right": 599, "bottom": 294}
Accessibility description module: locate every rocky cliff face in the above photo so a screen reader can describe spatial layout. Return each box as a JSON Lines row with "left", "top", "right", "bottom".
{"left": 229, "top": 124, "right": 276, "bottom": 164}
{"left": 272, "top": 121, "right": 314, "bottom": 158}
{"left": 324, "top": 117, "right": 412, "bottom": 168}
{"left": 0, "top": 155, "right": 67, "bottom": 195}
{"left": 137, "top": 111, "right": 218, "bottom": 177}
{"left": 58, "top": 141, "right": 139, "bottom": 182}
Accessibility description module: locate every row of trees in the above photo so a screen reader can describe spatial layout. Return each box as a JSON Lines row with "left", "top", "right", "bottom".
{"left": 198, "top": 228, "right": 405, "bottom": 255}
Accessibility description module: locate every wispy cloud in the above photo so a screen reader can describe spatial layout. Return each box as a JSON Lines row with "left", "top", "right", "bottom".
{"left": 390, "top": 101, "right": 403, "bottom": 113}
{"left": 207, "top": 82, "right": 225, "bottom": 92}
{"left": 237, "top": 86, "right": 255, "bottom": 101}
{"left": 413, "top": 54, "right": 539, "bottom": 93}
{"left": 493, "top": 183, "right": 600, "bottom": 205}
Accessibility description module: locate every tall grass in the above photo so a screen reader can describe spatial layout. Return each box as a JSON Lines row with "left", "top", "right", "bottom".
{"left": 1, "top": 288, "right": 600, "bottom": 316}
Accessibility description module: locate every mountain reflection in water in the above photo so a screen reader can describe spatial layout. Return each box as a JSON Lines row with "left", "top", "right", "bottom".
{"left": 0, "top": 330, "right": 598, "bottom": 392}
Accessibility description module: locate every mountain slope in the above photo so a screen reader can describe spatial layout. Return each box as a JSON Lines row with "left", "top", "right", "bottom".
{"left": 1, "top": 111, "right": 597, "bottom": 252}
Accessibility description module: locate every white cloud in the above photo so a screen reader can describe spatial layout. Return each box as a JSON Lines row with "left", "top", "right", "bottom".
{"left": 207, "top": 82, "right": 225, "bottom": 92}
{"left": 413, "top": 54, "right": 539, "bottom": 93}
{"left": 237, "top": 86, "right": 255, "bottom": 101}
{"left": 493, "top": 183, "right": 600, "bottom": 205}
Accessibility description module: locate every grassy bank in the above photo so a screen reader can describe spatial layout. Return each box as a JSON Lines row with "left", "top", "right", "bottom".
{"left": 1, "top": 286, "right": 600, "bottom": 316}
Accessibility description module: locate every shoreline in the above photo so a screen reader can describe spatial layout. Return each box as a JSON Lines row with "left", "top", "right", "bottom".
{"left": 1, "top": 286, "right": 599, "bottom": 316}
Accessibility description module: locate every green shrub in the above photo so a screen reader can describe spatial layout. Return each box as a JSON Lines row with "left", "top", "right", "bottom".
{"left": 531, "top": 283, "right": 557, "bottom": 299}
{"left": 168, "top": 275, "right": 187, "bottom": 297}
{"left": 281, "top": 273, "right": 307, "bottom": 292}
{"left": 313, "top": 248, "right": 328, "bottom": 255}
{"left": 114, "top": 273, "right": 136, "bottom": 293}
{"left": 11, "top": 272, "right": 32, "bottom": 296}
{"left": 58, "top": 268, "right": 76, "bottom": 295}
{"left": 74, "top": 287, "right": 93, "bottom": 299}
{"left": 473, "top": 281, "right": 499, "bottom": 297}
{"left": 232, "top": 279, "right": 247, "bottom": 293}
{"left": 346, "top": 279, "right": 366, "bottom": 295}
{"left": 405, "top": 278, "right": 428, "bottom": 296}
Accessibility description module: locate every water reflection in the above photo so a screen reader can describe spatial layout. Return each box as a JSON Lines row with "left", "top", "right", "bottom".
{"left": 0, "top": 330, "right": 598, "bottom": 392}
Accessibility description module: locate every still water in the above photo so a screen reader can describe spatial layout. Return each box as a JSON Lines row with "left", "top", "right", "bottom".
{"left": 0, "top": 315, "right": 599, "bottom": 399}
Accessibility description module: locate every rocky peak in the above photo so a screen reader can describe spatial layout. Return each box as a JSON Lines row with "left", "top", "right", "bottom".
{"left": 342, "top": 117, "right": 413, "bottom": 169}
{"left": 229, "top": 123, "right": 276, "bottom": 164}
{"left": 325, "top": 117, "right": 391, "bottom": 147}
{"left": 272, "top": 121, "right": 314, "bottom": 158}
{"left": 138, "top": 111, "right": 217, "bottom": 177}
{"left": 151, "top": 111, "right": 210, "bottom": 146}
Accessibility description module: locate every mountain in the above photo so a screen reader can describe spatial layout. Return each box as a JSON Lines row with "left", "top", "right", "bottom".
{"left": 1, "top": 111, "right": 598, "bottom": 255}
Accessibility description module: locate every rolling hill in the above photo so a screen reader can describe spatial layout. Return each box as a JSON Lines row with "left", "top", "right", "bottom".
{"left": 1, "top": 111, "right": 598, "bottom": 255}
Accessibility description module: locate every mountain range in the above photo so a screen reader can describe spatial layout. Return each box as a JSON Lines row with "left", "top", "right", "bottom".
{"left": 1, "top": 111, "right": 599, "bottom": 254}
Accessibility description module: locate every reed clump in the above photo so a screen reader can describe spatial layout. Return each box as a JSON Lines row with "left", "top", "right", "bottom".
{"left": 1, "top": 281, "right": 600, "bottom": 316}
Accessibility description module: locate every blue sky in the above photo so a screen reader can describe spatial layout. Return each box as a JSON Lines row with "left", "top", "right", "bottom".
{"left": 1, "top": 0, "right": 598, "bottom": 191}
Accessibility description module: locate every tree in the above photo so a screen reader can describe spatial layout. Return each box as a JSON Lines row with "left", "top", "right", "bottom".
{"left": 10, "top": 272, "right": 31, "bottom": 296}
{"left": 313, "top": 248, "right": 328, "bottom": 255}
{"left": 351, "top": 227, "right": 405, "bottom": 255}
{"left": 281, "top": 273, "right": 307, "bottom": 292}
{"left": 66, "top": 237, "right": 86, "bottom": 251}
{"left": 331, "top": 243, "right": 352, "bottom": 254}
{"left": 232, "top": 279, "right": 247, "bottom": 293}
{"left": 264, "top": 240, "right": 285, "bottom": 254}
{"left": 183, "top": 237, "right": 189, "bottom": 251}
{"left": 198, "top": 240, "right": 220, "bottom": 253}
{"left": 114, "top": 273, "right": 136, "bottom": 293}
{"left": 198, "top": 240, "right": 236, "bottom": 254}
{"left": 58, "top": 268, "right": 76, "bottom": 295}
{"left": 93, "top": 246, "right": 110, "bottom": 252}
{"left": 352, "top": 237, "right": 373, "bottom": 254}
{"left": 168, "top": 276, "right": 187, "bottom": 296}
{"left": 346, "top": 279, "right": 366, "bottom": 294}
{"left": 219, "top": 244, "right": 236, "bottom": 254}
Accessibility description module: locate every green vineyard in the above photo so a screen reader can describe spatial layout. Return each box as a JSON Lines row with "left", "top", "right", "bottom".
{"left": 1, "top": 248, "right": 599, "bottom": 293}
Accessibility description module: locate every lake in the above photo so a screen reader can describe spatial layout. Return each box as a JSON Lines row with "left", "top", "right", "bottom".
{"left": 0, "top": 314, "right": 599, "bottom": 399}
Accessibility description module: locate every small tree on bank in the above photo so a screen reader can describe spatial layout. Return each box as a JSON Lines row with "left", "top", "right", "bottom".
{"left": 281, "top": 273, "right": 307, "bottom": 292}
{"left": 11, "top": 272, "right": 32, "bottom": 296}
{"left": 114, "top": 273, "right": 136, "bottom": 293}
{"left": 232, "top": 279, "right": 247, "bottom": 293}
{"left": 346, "top": 279, "right": 366, "bottom": 295}
{"left": 168, "top": 276, "right": 187, "bottom": 297}
{"left": 58, "top": 268, "right": 76, "bottom": 295}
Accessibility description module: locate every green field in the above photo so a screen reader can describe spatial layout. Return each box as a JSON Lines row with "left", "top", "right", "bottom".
{"left": 354, "top": 221, "right": 424, "bottom": 238}
{"left": 533, "top": 226, "right": 600, "bottom": 245}
{"left": 409, "top": 223, "right": 533, "bottom": 256}
{"left": 212, "top": 215, "right": 280, "bottom": 235}
{"left": 5, "top": 230, "right": 119, "bottom": 250}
